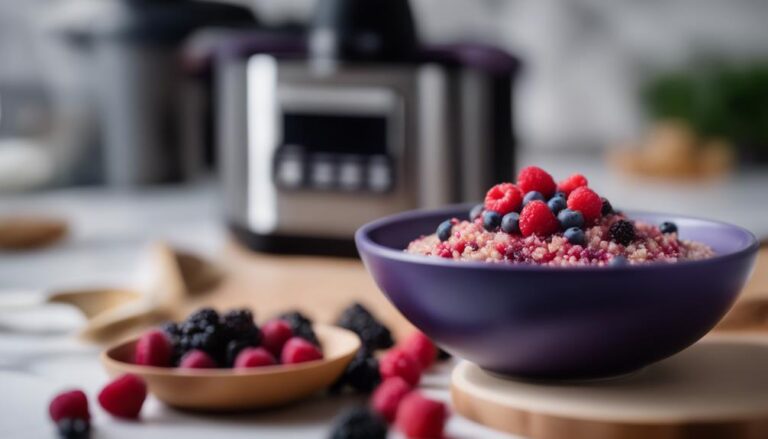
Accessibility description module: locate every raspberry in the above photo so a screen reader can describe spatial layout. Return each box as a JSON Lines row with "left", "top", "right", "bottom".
{"left": 179, "top": 349, "right": 217, "bottom": 368}
{"left": 330, "top": 407, "right": 388, "bottom": 439}
{"left": 134, "top": 330, "right": 172, "bottom": 367}
{"left": 399, "top": 332, "right": 437, "bottom": 370}
{"left": 336, "top": 303, "right": 394, "bottom": 352}
{"left": 370, "top": 377, "right": 412, "bottom": 423}
{"left": 395, "top": 392, "right": 449, "bottom": 439}
{"left": 261, "top": 319, "right": 294, "bottom": 357}
{"left": 517, "top": 166, "right": 557, "bottom": 197}
{"left": 49, "top": 390, "right": 90, "bottom": 423}
{"left": 281, "top": 337, "right": 323, "bottom": 364}
{"left": 558, "top": 173, "right": 588, "bottom": 196}
{"left": 234, "top": 347, "right": 276, "bottom": 368}
{"left": 379, "top": 349, "right": 421, "bottom": 387}
{"left": 519, "top": 200, "right": 559, "bottom": 237}
{"left": 609, "top": 220, "right": 636, "bottom": 246}
{"left": 484, "top": 183, "right": 523, "bottom": 215}
{"left": 98, "top": 374, "right": 147, "bottom": 419}
{"left": 567, "top": 186, "right": 603, "bottom": 224}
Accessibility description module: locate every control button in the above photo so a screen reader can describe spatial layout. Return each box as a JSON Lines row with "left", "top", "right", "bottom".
{"left": 368, "top": 156, "right": 392, "bottom": 192}
{"left": 310, "top": 156, "right": 335, "bottom": 189}
{"left": 338, "top": 157, "right": 363, "bottom": 191}
{"left": 276, "top": 155, "right": 304, "bottom": 188}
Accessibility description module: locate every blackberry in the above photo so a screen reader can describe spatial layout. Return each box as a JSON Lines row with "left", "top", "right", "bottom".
{"left": 329, "top": 407, "right": 387, "bottom": 439}
{"left": 335, "top": 303, "right": 393, "bottom": 351}
{"left": 57, "top": 418, "right": 90, "bottom": 439}
{"left": 169, "top": 309, "right": 229, "bottom": 365}
{"left": 161, "top": 321, "right": 180, "bottom": 338}
{"left": 187, "top": 308, "right": 219, "bottom": 327}
{"left": 279, "top": 311, "right": 320, "bottom": 346}
{"left": 331, "top": 349, "right": 381, "bottom": 394}
{"left": 609, "top": 220, "right": 636, "bottom": 245}
{"left": 601, "top": 197, "right": 614, "bottom": 215}
{"left": 225, "top": 338, "right": 257, "bottom": 366}
{"left": 223, "top": 308, "right": 262, "bottom": 346}
{"left": 437, "top": 348, "right": 451, "bottom": 361}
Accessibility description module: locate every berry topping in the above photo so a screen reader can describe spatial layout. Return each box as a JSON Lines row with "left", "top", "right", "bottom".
{"left": 519, "top": 200, "right": 559, "bottom": 237}
{"left": 98, "top": 374, "right": 147, "bottom": 419}
{"left": 557, "top": 208, "right": 585, "bottom": 230}
{"left": 395, "top": 392, "right": 449, "bottom": 439}
{"left": 484, "top": 183, "right": 523, "bottom": 215}
{"left": 601, "top": 197, "right": 614, "bottom": 216}
{"left": 564, "top": 227, "right": 586, "bottom": 246}
{"left": 660, "top": 221, "right": 678, "bottom": 234}
{"left": 261, "top": 319, "right": 294, "bottom": 357}
{"left": 547, "top": 196, "right": 567, "bottom": 214}
{"left": 336, "top": 303, "right": 394, "bottom": 352}
{"left": 379, "top": 349, "right": 421, "bottom": 387}
{"left": 567, "top": 186, "right": 603, "bottom": 224}
{"left": 370, "top": 377, "right": 413, "bottom": 423}
{"left": 179, "top": 349, "right": 217, "bottom": 369}
{"left": 331, "top": 349, "right": 381, "bottom": 394}
{"left": 281, "top": 337, "right": 323, "bottom": 364}
{"left": 610, "top": 255, "right": 629, "bottom": 266}
{"left": 278, "top": 311, "right": 320, "bottom": 346}
{"left": 609, "top": 220, "right": 636, "bottom": 245}
{"left": 469, "top": 203, "right": 485, "bottom": 221}
{"left": 329, "top": 407, "right": 388, "bottom": 439}
{"left": 134, "top": 330, "right": 172, "bottom": 367}
{"left": 517, "top": 166, "right": 557, "bottom": 198}
{"left": 482, "top": 211, "right": 502, "bottom": 231}
{"left": 234, "top": 347, "right": 277, "bottom": 368}
{"left": 49, "top": 390, "right": 90, "bottom": 423}
{"left": 57, "top": 418, "right": 90, "bottom": 439}
{"left": 501, "top": 212, "right": 520, "bottom": 234}
{"left": 436, "top": 220, "right": 452, "bottom": 242}
{"left": 399, "top": 332, "right": 437, "bottom": 370}
{"left": 558, "top": 173, "right": 588, "bottom": 196}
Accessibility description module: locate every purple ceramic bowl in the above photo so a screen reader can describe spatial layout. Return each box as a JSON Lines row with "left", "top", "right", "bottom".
{"left": 355, "top": 204, "right": 759, "bottom": 379}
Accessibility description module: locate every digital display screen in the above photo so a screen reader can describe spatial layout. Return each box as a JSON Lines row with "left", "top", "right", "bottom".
{"left": 281, "top": 113, "right": 388, "bottom": 155}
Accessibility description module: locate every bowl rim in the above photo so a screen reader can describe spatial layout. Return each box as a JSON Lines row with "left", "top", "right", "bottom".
{"left": 355, "top": 203, "right": 760, "bottom": 273}
{"left": 100, "top": 324, "right": 361, "bottom": 377}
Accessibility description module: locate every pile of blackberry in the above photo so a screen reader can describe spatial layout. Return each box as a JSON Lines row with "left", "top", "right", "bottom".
{"left": 278, "top": 310, "right": 320, "bottom": 346}
{"left": 162, "top": 308, "right": 262, "bottom": 367}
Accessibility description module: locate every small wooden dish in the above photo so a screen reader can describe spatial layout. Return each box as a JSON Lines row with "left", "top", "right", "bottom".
{"left": 101, "top": 325, "right": 360, "bottom": 411}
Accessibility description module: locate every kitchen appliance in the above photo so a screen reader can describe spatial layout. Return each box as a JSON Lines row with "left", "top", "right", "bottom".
{"left": 218, "top": 0, "right": 519, "bottom": 255}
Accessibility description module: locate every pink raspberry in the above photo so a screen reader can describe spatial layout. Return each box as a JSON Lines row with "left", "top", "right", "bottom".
{"left": 484, "top": 183, "right": 523, "bottom": 215}
{"left": 98, "top": 374, "right": 147, "bottom": 419}
{"left": 134, "top": 329, "right": 172, "bottom": 367}
{"left": 281, "top": 337, "right": 323, "bottom": 364}
{"left": 370, "top": 377, "right": 413, "bottom": 423}
{"left": 399, "top": 332, "right": 437, "bottom": 370}
{"left": 261, "top": 319, "right": 294, "bottom": 357}
{"left": 395, "top": 392, "right": 449, "bottom": 439}
{"left": 379, "top": 349, "right": 421, "bottom": 387}
{"left": 49, "top": 389, "right": 90, "bottom": 423}
{"left": 517, "top": 166, "right": 557, "bottom": 197}
{"left": 558, "top": 173, "right": 588, "bottom": 196}
{"left": 519, "top": 200, "right": 559, "bottom": 237}
{"left": 568, "top": 186, "right": 603, "bottom": 224}
{"left": 234, "top": 347, "right": 277, "bottom": 368}
{"left": 179, "top": 349, "right": 217, "bottom": 369}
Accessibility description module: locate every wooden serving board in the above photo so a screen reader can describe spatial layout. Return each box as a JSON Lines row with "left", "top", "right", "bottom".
{"left": 452, "top": 333, "right": 768, "bottom": 439}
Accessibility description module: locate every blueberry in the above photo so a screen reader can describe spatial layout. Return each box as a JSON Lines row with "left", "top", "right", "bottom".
{"left": 482, "top": 211, "right": 502, "bottom": 231}
{"left": 547, "top": 196, "right": 567, "bottom": 215}
{"left": 501, "top": 212, "right": 520, "bottom": 234}
{"left": 610, "top": 255, "right": 629, "bottom": 266}
{"left": 601, "top": 197, "right": 614, "bottom": 216}
{"left": 564, "top": 227, "right": 586, "bottom": 246}
{"left": 469, "top": 203, "right": 485, "bottom": 221}
{"left": 557, "top": 209, "right": 584, "bottom": 230}
{"left": 660, "top": 221, "right": 678, "bottom": 234}
{"left": 436, "top": 220, "right": 453, "bottom": 242}
{"left": 522, "top": 191, "right": 545, "bottom": 207}
{"left": 553, "top": 191, "right": 567, "bottom": 199}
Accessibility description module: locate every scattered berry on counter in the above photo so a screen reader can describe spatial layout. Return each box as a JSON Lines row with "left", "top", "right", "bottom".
{"left": 517, "top": 166, "right": 557, "bottom": 198}
{"left": 379, "top": 349, "right": 421, "bottom": 387}
{"left": 610, "top": 255, "right": 629, "bottom": 266}
{"left": 281, "top": 337, "right": 324, "bottom": 364}
{"left": 501, "top": 212, "right": 520, "bottom": 234}
{"left": 437, "top": 348, "right": 452, "bottom": 361}
{"left": 564, "top": 227, "right": 586, "bottom": 246}
{"left": 482, "top": 210, "right": 502, "bottom": 231}
{"left": 331, "top": 349, "right": 381, "bottom": 394}
{"left": 436, "top": 220, "right": 453, "bottom": 242}
{"left": 660, "top": 221, "right": 678, "bottom": 234}
{"left": 547, "top": 196, "right": 567, "bottom": 215}
{"left": 49, "top": 390, "right": 90, "bottom": 423}
{"left": 522, "top": 190, "right": 545, "bottom": 208}
{"left": 370, "top": 377, "right": 413, "bottom": 423}
{"left": 567, "top": 186, "right": 603, "bottom": 224}
{"left": 179, "top": 349, "right": 217, "bottom": 369}
{"left": 98, "top": 374, "right": 147, "bottom": 419}
{"left": 557, "top": 173, "right": 588, "bottom": 196}
{"left": 278, "top": 311, "right": 321, "bottom": 346}
{"left": 261, "top": 319, "right": 294, "bottom": 357}
{"left": 395, "top": 392, "right": 449, "bottom": 439}
{"left": 336, "top": 303, "right": 394, "bottom": 352}
{"left": 329, "top": 407, "right": 388, "bottom": 439}
{"left": 399, "top": 332, "right": 437, "bottom": 370}
{"left": 484, "top": 183, "right": 523, "bottom": 215}
{"left": 469, "top": 203, "right": 485, "bottom": 221}
{"left": 609, "top": 219, "right": 636, "bottom": 246}
{"left": 234, "top": 347, "right": 277, "bottom": 368}
{"left": 56, "top": 417, "right": 90, "bottom": 439}
{"left": 519, "top": 200, "right": 559, "bottom": 237}
{"left": 134, "top": 330, "right": 172, "bottom": 367}
{"left": 557, "top": 209, "right": 584, "bottom": 230}
{"left": 601, "top": 197, "right": 614, "bottom": 216}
